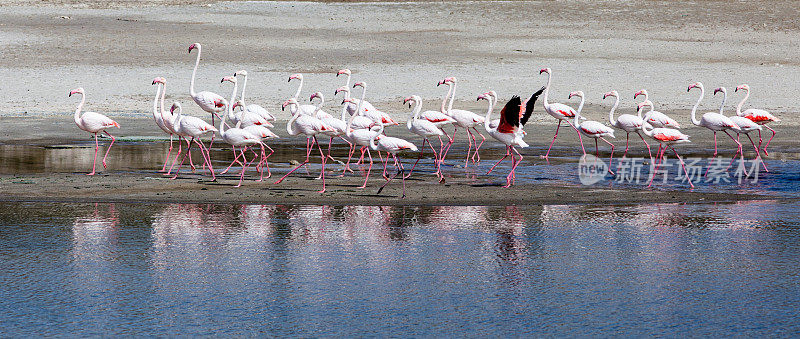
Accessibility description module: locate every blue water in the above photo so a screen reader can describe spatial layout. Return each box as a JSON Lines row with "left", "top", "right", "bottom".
{"left": 1, "top": 201, "right": 799, "bottom": 336}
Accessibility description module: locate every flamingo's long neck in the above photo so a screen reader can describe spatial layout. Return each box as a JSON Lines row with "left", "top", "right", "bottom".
{"left": 189, "top": 45, "right": 201, "bottom": 97}
{"left": 542, "top": 72, "right": 552, "bottom": 107}
{"left": 446, "top": 81, "right": 457, "bottom": 114}
{"left": 292, "top": 78, "right": 303, "bottom": 100}
{"left": 736, "top": 89, "right": 749, "bottom": 116}
{"left": 160, "top": 82, "right": 168, "bottom": 122}
{"left": 240, "top": 73, "right": 248, "bottom": 106}
{"left": 640, "top": 112, "right": 654, "bottom": 137}
{"left": 482, "top": 99, "right": 494, "bottom": 132}
{"left": 286, "top": 104, "right": 300, "bottom": 136}
{"left": 340, "top": 92, "right": 349, "bottom": 121}
{"left": 691, "top": 87, "right": 703, "bottom": 126}
{"left": 312, "top": 95, "right": 325, "bottom": 116}
{"left": 357, "top": 85, "right": 367, "bottom": 116}
{"left": 573, "top": 95, "right": 584, "bottom": 128}
{"left": 407, "top": 100, "right": 421, "bottom": 130}
{"left": 718, "top": 90, "right": 727, "bottom": 116}
{"left": 343, "top": 75, "right": 351, "bottom": 99}
{"left": 225, "top": 81, "right": 238, "bottom": 130}
{"left": 220, "top": 100, "right": 231, "bottom": 135}
{"left": 369, "top": 123, "right": 385, "bottom": 150}
{"left": 153, "top": 84, "right": 162, "bottom": 124}
{"left": 74, "top": 93, "right": 85, "bottom": 127}
{"left": 608, "top": 95, "right": 619, "bottom": 126}
{"left": 171, "top": 105, "right": 182, "bottom": 131}
{"left": 440, "top": 82, "right": 454, "bottom": 113}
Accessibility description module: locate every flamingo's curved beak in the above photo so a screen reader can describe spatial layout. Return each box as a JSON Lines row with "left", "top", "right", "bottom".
{"left": 713, "top": 88, "right": 722, "bottom": 95}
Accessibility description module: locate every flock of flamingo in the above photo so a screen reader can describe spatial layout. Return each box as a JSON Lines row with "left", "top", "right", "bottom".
{"left": 68, "top": 43, "right": 780, "bottom": 196}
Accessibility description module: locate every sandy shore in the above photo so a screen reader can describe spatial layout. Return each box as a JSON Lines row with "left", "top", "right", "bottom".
{"left": 0, "top": 0, "right": 797, "bottom": 204}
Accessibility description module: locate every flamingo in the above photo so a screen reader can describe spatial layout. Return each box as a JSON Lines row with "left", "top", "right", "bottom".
{"left": 274, "top": 98, "right": 331, "bottom": 193}
{"left": 69, "top": 87, "right": 120, "bottom": 175}
{"left": 351, "top": 82, "right": 398, "bottom": 127}
{"left": 539, "top": 68, "right": 586, "bottom": 158}
{"left": 167, "top": 102, "right": 217, "bottom": 181}
{"left": 220, "top": 76, "right": 273, "bottom": 180}
{"left": 336, "top": 68, "right": 377, "bottom": 116}
{"left": 287, "top": 73, "right": 332, "bottom": 119}
{"left": 369, "top": 122, "right": 418, "bottom": 199}
{"left": 233, "top": 70, "right": 275, "bottom": 122}
{"left": 478, "top": 93, "right": 529, "bottom": 188}
{"left": 437, "top": 77, "right": 486, "bottom": 167}
{"left": 715, "top": 87, "right": 767, "bottom": 173}
{"left": 343, "top": 98, "right": 383, "bottom": 186}
{"left": 569, "top": 91, "right": 616, "bottom": 173}
{"left": 735, "top": 84, "right": 780, "bottom": 155}
{"left": 403, "top": 95, "right": 445, "bottom": 179}
{"left": 310, "top": 91, "right": 353, "bottom": 166}
{"left": 605, "top": 90, "right": 651, "bottom": 159}
{"left": 230, "top": 100, "right": 274, "bottom": 128}
{"left": 633, "top": 89, "right": 681, "bottom": 128}
{"left": 150, "top": 77, "right": 177, "bottom": 172}
{"left": 688, "top": 82, "right": 742, "bottom": 157}
{"left": 220, "top": 103, "right": 279, "bottom": 180}
{"left": 218, "top": 93, "right": 265, "bottom": 187}
{"left": 638, "top": 101, "right": 693, "bottom": 188}
{"left": 188, "top": 43, "right": 225, "bottom": 125}
{"left": 334, "top": 86, "right": 375, "bottom": 173}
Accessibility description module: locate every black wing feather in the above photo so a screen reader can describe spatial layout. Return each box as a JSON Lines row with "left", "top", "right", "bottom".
{"left": 521, "top": 86, "right": 545, "bottom": 126}
{"left": 500, "top": 95, "right": 522, "bottom": 131}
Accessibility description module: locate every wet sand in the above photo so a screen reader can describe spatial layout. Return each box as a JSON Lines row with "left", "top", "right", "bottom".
{"left": 0, "top": 0, "right": 797, "bottom": 204}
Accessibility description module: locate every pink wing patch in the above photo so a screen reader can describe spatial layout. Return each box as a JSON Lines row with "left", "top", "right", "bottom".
{"left": 557, "top": 110, "right": 575, "bottom": 117}
{"left": 654, "top": 133, "right": 681, "bottom": 141}
{"left": 746, "top": 114, "right": 773, "bottom": 123}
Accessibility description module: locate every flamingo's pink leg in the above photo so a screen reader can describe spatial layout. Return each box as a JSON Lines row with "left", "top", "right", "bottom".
{"left": 221, "top": 146, "right": 243, "bottom": 174}
{"left": 565, "top": 120, "right": 586, "bottom": 154}
{"left": 381, "top": 151, "right": 391, "bottom": 180}
{"left": 407, "top": 138, "right": 427, "bottom": 178}
{"left": 440, "top": 127, "right": 458, "bottom": 164}
{"left": 623, "top": 132, "right": 630, "bottom": 158}
{"left": 194, "top": 139, "right": 215, "bottom": 181}
{"left": 262, "top": 144, "right": 274, "bottom": 180}
{"left": 600, "top": 137, "right": 615, "bottom": 175}
{"left": 316, "top": 137, "right": 327, "bottom": 193}
{"left": 724, "top": 130, "right": 745, "bottom": 173}
{"left": 429, "top": 140, "right": 442, "bottom": 178}
{"left": 747, "top": 134, "right": 768, "bottom": 172}
{"left": 358, "top": 149, "right": 373, "bottom": 189}
{"left": 236, "top": 148, "right": 248, "bottom": 187}
{"left": 713, "top": 132, "right": 718, "bottom": 157}
{"left": 472, "top": 128, "right": 485, "bottom": 164}
{"left": 341, "top": 143, "right": 357, "bottom": 176}
{"left": 171, "top": 138, "right": 195, "bottom": 179}
{"left": 504, "top": 151, "right": 516, "bottom": 188}
{"left": 637, "top": 132, "right": 653, "bottom": 160}
{"left": 763, "top": 125, "right": 776, "bottom": 156}
{"left": 647, "top": 144, "right": 666, "bottom": 188}
{"left": 166, "top": 137, "right": 184, "bottom": 175}
{"left": 488, "top": 146, "right": 511, "bottom": 175}
{"left": 161, "top": 134, "right": 174, "bottom": 172}
{"left": 87, "top": 133, "right": 99, "bottom": 175}
{"left": 542, "top": 121, "right": 562, "bottom": 159}
{"left": 464, "top": 128, "right": 474, "bottom": 168}
{"left": 671, "top": 146, "right": 694, "bottom": 188}
{"left": 101, "top": 131, "right": 115, "bottom": 169}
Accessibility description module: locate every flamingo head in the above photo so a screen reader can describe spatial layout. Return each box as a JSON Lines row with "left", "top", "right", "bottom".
{"left": 68, "top": 87, "right": 84, "bottom": 97}
{"left": 188, "top": 43, "right": 198, "bottom": 53}
{"left": 713, "top": 87, "right": 726, "bottom": 95}
{"left": 170, "top": 102, "right": 181, "bottom": 114}
{"left": 233, "top": 70, "right": 247, "bottom": 77}
{"left": 539, "top": 67, "right": 551, "bottom": 75}
{"left": 282, "top": 98, "right": 298, "bottom": 111}
{"left": 337, "top": 69, "right": 351, "bottom": 77}
{"left": 221, "top": 76, "right": 236, "bottom": 84}
{"left": 437, "top": 77, "right": 454, "bottom": 86}
{"left": 151, "top": 77, "right": 166, "bottom": 85}
{"left": 633, "top": 89, "right": 647, "bottom": 99}
{"left": 288, "top": 73, "right": 302, "bottom": 82}
{"left": 568, "top": 91, "right": 584, "bottom": 99}
{"left": 477, "top": 94, "right": 489, "bottom": 102}
{"left": 334, "top": 86, "right": 349, "bottom": 96}
{"left": 353, "top": 81, "right": 365, "bottom": 89}
{"left": 637, "top": 100, "right": 653, "bottom": 111}
{"left": 310, "top": 92, "right": 323, "bottom": 102}
{"left": 603, "top": 90, "right": 618, "bottom": 99}
{"left": 687, "top": 82, "right": 703, "bottom": 92}
{"left": 232, "top": 100, "right": 244, "bottom": 111}
{"left": 342, "top": 97, "right": 355, "bottom": 105}
{"left": 735, "top": 84, "right": 749, "bottom": 92}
